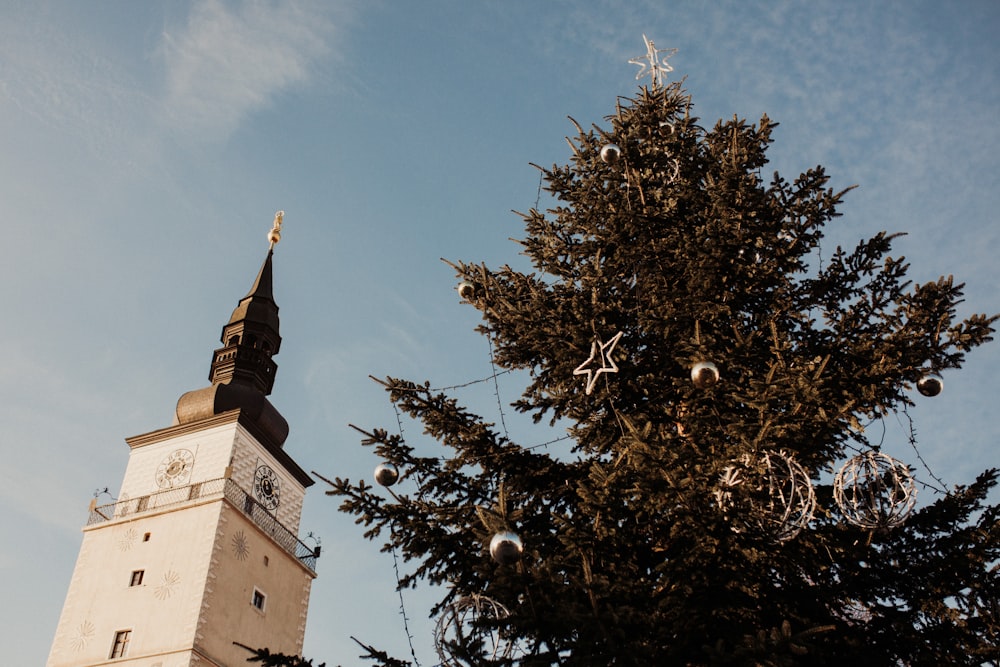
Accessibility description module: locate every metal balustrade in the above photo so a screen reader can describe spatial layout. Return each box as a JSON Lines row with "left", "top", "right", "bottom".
{"left": 87, "top": 477, "right": 318, "bottom": 572}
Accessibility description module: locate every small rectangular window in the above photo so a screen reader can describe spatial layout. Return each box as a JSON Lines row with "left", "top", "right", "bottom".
{"left": 110, "top": 629, "right": 131, "bottom": 658}
{"left": 143, "top": 532, "right": 151, "bottom": 542}
{"left": 129, "top": 570, "right": 144, "bottom": 587}
{"left": 251, "top": 588, "right": 266, "bottom": 612}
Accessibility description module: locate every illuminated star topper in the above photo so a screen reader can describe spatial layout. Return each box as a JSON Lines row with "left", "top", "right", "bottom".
{"left": 628, "top": 34, "right": 677, "bottom": 87}
{"left": 574, "top": 331, "right": 624, "bottom": 395}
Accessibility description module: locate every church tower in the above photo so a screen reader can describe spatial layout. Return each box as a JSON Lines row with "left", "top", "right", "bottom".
{"left": 47, "top": 213, "right": 318, "bottom": 666}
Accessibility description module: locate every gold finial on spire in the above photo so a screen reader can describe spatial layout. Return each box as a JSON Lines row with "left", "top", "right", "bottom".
{"left": 268, "top": 210, "right": 284, "bottom": 248}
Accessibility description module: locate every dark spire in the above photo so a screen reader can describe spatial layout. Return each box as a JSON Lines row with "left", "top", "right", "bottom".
{"left": 208, "top": 248, "right": 282, "bottom": 394}
{"left": 174, "top": 213, "right": 290, "bottom": 447}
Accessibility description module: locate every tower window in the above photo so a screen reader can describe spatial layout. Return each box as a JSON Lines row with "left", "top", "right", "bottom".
{"left": 129, "top": 570, "right": 144, "bottom": 587}
{"left": 143, "top": 532, "right": 151, "bottom": 542}
{"left": 251, "top": 587, "right": 267, "bottom": 612}
{"left": 109, "top": 629, "right": 131, "bottom": 658}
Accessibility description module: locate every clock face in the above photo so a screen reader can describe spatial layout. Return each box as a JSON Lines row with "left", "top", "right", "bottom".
{"left": 155, "top": 449, "right": 194, "bottom": 488}
{"left": 254, "top": 464, "right": 281, "bottom": 510}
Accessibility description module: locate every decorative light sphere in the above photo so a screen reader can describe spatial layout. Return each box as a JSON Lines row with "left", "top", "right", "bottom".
{"left": 834, "top": 451, "right": 917, "bottom": 530}
{"left": 457, "top": 280, "right": 475, "bottom": 300}
{"left": 691, "top": 361, "right": 720, "bottom": 388}
{"left": 716, "top": 451, "right": 816, "bottom": 542}
{"left": 600, "top": 143, "right": 622, "bottom": 164}
{"left": 373, "top": 462, "right": 399, "bottom": 487}
{"left": 434, "top": 594, "right": 520, "bottom": 667}
{"left": 489, "top": 531, "right": 523, "bottom": 566}
{"left": 917, "top": 374, "right": 943, "bottom": 397}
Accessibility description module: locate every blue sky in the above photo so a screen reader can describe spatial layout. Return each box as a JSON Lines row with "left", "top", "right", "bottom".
{"left": 2, "top": 1, "right": 998, "bottom": 664}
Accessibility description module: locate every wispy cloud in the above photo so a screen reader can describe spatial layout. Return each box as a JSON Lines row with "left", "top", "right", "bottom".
{"left": 159, "top": 0, "right": 336, "bottom": 138}
{"left": 0, "top": 6, "right": 150, "bottom": 163}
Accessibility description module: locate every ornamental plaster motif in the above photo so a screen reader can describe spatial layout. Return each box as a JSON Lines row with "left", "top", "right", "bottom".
{"left": 69, "top": 620, "right": 94, "bottom": 650}
{"left": 117, "top": 526, "right": 139, "bottom": 552}
{"left": 154, "top": 569, "right": 182, "bottom": 600}
{"left": 232, "top": 529, "right": 250, "bottom": 560}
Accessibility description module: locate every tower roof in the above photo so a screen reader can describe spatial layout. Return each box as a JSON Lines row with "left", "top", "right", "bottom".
{"left": 174, "top": 213, "right": 290, "bottom": 448}
{"left": 227, "top": 248, "right": 280, "bottom": 335}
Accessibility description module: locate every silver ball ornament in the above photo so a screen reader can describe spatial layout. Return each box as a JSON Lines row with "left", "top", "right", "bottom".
{"left": 457, "top": 280, "right": 475, "bottom": 300}
{"left": 489, "top": 531, "right": 523, "bottom": 566}
{"left": 691, "top": 361, "right": 720, "bottom": 388}
{"left": 373, "top": 462, "right": 399, "bottom": 487}
{"left": 917, "top": 375, "right": 943, "bottom": 397}
{"left": 600, "top": 143, "right": 622, "bottom": 165}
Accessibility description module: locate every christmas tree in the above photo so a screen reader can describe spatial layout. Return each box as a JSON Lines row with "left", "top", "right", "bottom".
{"left": 261, "top": 40, "right": 999, "bottom": 666}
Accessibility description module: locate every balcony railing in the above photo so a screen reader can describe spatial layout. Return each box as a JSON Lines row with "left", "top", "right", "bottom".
{"left": 88, "top": 477, "right": 318, "bottom": 573}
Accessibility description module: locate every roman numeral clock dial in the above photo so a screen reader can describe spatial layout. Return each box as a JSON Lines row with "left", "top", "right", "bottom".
{"left": 253, "top": 464, "right": 281, "bottom": 510}
{"left": 154, "top": 449, "right": 194, "bottom": 489}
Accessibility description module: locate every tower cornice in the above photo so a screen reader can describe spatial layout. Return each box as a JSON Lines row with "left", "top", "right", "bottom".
{"left": 127, "top": 408, "right": 313, "bottom": 488}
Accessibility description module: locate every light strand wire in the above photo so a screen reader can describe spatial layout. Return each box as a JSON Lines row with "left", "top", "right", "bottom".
{"left": 898, "top": 403, "right": 948, "bottom": 494}
{"left": 389, "top": 523, "right": 421, "bottom": 667}
{"left": 485, "top": 328, "right": 511, "bottom": 441}
{"left": 388, "top": 403, "right": 421, "bottom": 667}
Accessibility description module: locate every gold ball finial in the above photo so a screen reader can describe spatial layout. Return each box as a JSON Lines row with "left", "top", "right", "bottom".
{"left": 268, "top": 210, "right": 284, "bottom": 247}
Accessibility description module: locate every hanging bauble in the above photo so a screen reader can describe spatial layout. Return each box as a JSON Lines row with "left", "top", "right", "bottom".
{"left": 834, "top": 451, "right": 917, "bottom": 530}
{"left": 716, "top": 450, "right": 816, "bottom": 542}
{"left": 917, "top": 374, "right": 943, "bottom": 397}
{"left": 600, "top": 143, "right": 622, "bottom": 165}
{"left": 691, "top": 361, "right": 720, "bottom": 388}
{"left": 434, "top": 594, "right": 520, "bottom": 667}
{"left": 489, "top": 531, "right": 523, "bottom": 566}
{"left": 457, "top": 280, "right": 476, "bottom": 300}
{"left": 373, "top": 462, "right": 399, "bottom": 487}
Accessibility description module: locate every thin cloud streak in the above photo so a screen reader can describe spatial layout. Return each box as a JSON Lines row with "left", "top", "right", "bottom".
{"left": 158, "top": 0, "right": 335, "bottom": 138}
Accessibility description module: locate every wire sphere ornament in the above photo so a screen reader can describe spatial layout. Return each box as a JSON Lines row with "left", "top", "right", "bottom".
{"left": 834, "top": 451, "right": 917, "bottom": 530}
{"left": 434, "top": 593, "right": 520, "bottom": 667}
{"left": 715, "top": 450, "right": 816, "bottom": 542}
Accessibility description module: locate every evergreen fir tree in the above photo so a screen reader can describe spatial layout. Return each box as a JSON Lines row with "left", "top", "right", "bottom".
{"left": 286, "top": 72, "right": 998, "bottom": 666}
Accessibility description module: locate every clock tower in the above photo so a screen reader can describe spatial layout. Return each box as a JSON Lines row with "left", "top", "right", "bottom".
{"left": 47, "top": 213, "right": 319, "bottom": 666}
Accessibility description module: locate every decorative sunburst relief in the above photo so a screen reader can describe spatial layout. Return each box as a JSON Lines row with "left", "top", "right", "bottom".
{"left": 116, "top": 527, "right": 139, "bottom": 552}
{"left": 231, "top": 529, "right": 250, "bottom": 561}
{"left": 153, "top": 570, "right": 181, "bottom": 600}
{"left": 69, "top": 620, "right": 95, "bottom": 650}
